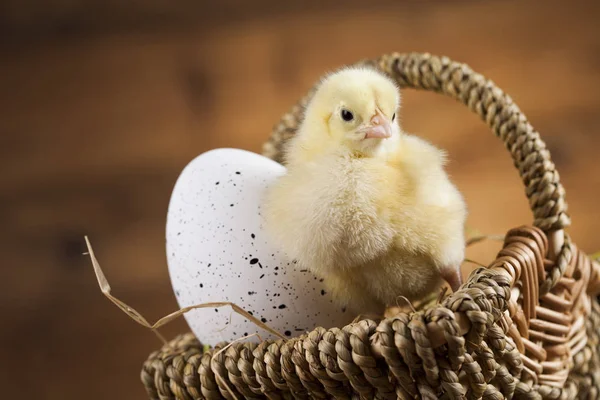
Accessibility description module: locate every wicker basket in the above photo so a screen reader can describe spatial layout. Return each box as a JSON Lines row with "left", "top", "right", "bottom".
{"left": 141, "top": 53, "right": 600, "bottom": 399}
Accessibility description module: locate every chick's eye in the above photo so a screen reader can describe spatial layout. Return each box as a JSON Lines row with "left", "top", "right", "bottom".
{"left": 341, "top": 109, "right": 354, "bottom": 122}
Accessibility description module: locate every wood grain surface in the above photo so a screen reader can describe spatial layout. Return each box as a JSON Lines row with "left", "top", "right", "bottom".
{"left": 1, "top": 1, "right": 599, "bottom": 398}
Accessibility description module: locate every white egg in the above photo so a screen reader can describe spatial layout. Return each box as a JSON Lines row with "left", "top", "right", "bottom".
{"left": 166, "top": 148, "right": 352, "bottom": 345}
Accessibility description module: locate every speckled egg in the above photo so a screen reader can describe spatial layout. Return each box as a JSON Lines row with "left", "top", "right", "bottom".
{"left": 166, "top": 148, "right": 352, "bottom": 345}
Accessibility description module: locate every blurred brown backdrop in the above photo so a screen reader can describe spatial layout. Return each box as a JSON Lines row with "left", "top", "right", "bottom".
{"left": 1, "top": 1, "right": 599, "bottom": 398}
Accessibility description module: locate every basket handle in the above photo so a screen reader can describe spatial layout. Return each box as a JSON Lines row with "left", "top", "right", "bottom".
{"left": 264, "top": 53, "right": 570, "bottom": 246}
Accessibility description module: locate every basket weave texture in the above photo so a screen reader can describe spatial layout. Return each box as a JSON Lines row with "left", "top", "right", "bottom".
{"left": 142, "top": 53, "right": 600, "bottom": 400}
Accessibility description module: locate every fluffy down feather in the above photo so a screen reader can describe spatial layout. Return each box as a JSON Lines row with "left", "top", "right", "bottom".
{"left": 263, "top": 67, "right": 467, "bottom": 314}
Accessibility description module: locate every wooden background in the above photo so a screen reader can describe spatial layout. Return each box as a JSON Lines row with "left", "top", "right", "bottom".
{"left": 1, "top": 1, "right": 599, "bottom": 398}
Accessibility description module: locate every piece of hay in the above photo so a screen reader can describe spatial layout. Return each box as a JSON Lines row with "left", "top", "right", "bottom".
{"left": 466, "top": 233, "right": 505, "bottom": 247}
{"left": 211, "top": 333, "right": 262, "bottom": 400}
{"left": 462, "top": 258, "right": 488, "bottom": 268}
{"left": 84, "top": 236, "right": 287, "bottom": 347}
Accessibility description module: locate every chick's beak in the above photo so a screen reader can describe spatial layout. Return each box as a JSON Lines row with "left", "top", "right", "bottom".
{"left": 360, "top": 109, "right": 393, "bottom": 139}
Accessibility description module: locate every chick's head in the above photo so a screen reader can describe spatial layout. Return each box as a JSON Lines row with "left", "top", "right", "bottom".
{"left": 303, "top": 67, "right": 401, "bottom": 155}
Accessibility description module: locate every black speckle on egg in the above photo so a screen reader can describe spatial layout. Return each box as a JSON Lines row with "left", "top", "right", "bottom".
{"left": 215, "top": 181, "right": 220, "bottom": 185}
{"left": 199, "top": 283, "right": 204, "bottom": 288}
{"left": 251, "top": 233, "right": 255, "bottom": 239}
{"left": 285, "top": 330, "right": 291, "bottom": 337}
{"left": 236, "top": 171, "right": 241, "bottom": 175}
{"left": 278, "top": 304, "right": 287, "bottom": 309}
{"left": 215, "top": 309, "right": 219, "bottom": 312}
{"left": 250, "top": 258, "right": 259, "bottom": 265}
{"left": 261, "top": 317, "right": 267, "bottom": 323}
{"left": 321, "top": 289, "right": 326, "bottom": 295}
{"left": 248, "top": 291, "right": 256, "bottom": 295}
{"left": 260, "top": 274, "right": 265, "bottom": 279}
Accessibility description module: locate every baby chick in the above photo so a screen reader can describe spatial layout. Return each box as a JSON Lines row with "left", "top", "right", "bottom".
{"left": 263, "top": 67, "right": 467, "bottom": 315}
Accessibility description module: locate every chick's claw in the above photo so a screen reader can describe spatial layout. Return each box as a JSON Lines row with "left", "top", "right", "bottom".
{"left": 436, "top": 286, "right": 448, "bottom": 303}
{"left": 440, "top": 265, "right": 463, "bottom": 293}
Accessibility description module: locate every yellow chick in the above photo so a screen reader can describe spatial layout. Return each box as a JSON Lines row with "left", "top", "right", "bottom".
{"left": 263, "top": 67, "right": 466, "bottom": 315}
